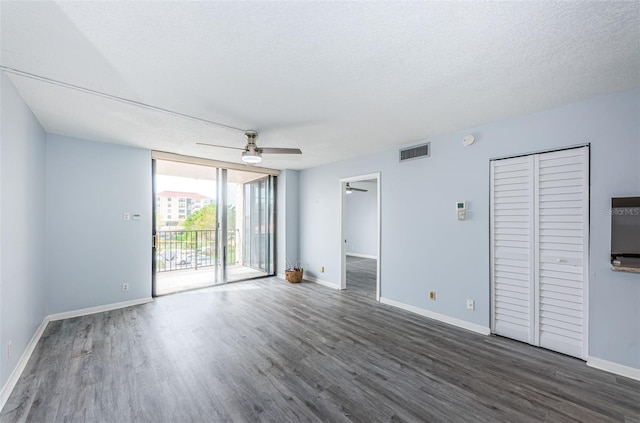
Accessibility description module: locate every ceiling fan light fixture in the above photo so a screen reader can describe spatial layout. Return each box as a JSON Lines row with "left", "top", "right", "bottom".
{"left": 242, "top": 150, "right": 262, "bottom": 164}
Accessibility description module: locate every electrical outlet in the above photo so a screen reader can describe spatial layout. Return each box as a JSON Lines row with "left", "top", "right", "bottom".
{"left": 8, "top": 340, "right": 12, "bottom": 359}
{"left": 466, "top": 300, "right": 475, "bottom": 310}
{"left": 429, "top": 291, "right": 436, "bottom": 301}
{"left": 320, "top": 266, "right": 325, "bottom": 273}
{"left": 122, "top": 283, "right": 129, "bottom": 292}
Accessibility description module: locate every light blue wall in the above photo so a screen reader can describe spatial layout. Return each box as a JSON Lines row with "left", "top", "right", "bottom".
{"left": 0, "top": 74, "right": 47, "bottom": 388}
{"left": 46, "top": 135, "right": 152, "bottom": 314}
{"left": 345, "top": 182, "right": 377, "bottom": 257}
{"left": 277, "top": 169, "right": 300, "bottom": 273}
{"left": 299, "top": 88, "right": 640, "bottom": 370}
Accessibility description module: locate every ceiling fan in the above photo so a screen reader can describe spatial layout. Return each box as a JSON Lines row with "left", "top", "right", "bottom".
{"left": 196, "top": 131, "right": 302, "bottom": 164}
{"left": 345, "top": 182, "right": 368, "bottom": 194}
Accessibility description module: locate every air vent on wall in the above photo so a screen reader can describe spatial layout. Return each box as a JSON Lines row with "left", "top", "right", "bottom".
{"left": 399, "top": 142, "right": 430, "bottom": 162}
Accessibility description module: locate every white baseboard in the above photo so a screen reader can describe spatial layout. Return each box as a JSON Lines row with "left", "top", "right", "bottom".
{"left": 0, "top": 297, "right": 153, "bottom": 413}
{"left": 346, "top": 253, "right": 378, "bottom": 259}
{"left": 380, "top": 297, "right": 491, "bottom": 336}
{"left": 47, "top": 297, "right": 153, "bottom": 321}
{"left": 304, "top": 275, "right": 341, "bottom": 290}
{"left": 0, "top": 318, "right": 48, "bottom": 412}
{"left": 587, "top": 356, "right": 640, "bottom": 381}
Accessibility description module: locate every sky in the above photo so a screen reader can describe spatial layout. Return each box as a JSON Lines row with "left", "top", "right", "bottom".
{"left": 157, "top": 175, "right": 216, "bottom": 198}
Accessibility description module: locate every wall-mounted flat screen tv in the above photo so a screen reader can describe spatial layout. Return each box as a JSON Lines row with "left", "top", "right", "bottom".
{"left": 611, "top": 197, "right": 640, "bottom": 268}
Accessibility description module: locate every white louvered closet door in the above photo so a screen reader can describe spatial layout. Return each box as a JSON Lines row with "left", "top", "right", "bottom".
{"left": 535, "top": 147, "right": 589, "bottom": 358}
{"left": 491, "top": 146, "right": 589, "bottom": 359}
{"left": 490, "top": 155, "right": 536, "bottom": 345}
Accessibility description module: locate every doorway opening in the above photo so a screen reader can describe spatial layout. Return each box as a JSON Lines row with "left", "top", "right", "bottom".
{"left": 339, "top": 173, "right": 381, "bottom": 300}
{"left": 152, "top": 157, "right": 276, "bottom": 296}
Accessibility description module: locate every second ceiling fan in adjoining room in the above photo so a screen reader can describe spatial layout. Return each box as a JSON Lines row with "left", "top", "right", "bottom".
{"left": 345, "top": 182, "right": 368, "bottom": 194}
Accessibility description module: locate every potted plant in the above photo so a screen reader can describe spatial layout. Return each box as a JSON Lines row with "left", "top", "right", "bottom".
{"left": 285, "top": 259, "right": 304, "bottom": 283}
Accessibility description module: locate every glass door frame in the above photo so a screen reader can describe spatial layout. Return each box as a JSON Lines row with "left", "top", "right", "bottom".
{"left": 152, "top": 159, "right": 158, "bottom": 297}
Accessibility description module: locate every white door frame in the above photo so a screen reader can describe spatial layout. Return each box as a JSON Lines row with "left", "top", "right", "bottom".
{"left": 339, "top": 172, "right": 381, "bottom": 301}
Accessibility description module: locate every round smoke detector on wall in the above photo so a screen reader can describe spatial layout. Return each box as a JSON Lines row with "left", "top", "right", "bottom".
{"left": 462, "top": 135, "right": 475, "bottom": 147}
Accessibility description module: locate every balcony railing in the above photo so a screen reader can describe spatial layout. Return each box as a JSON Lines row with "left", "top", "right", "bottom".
{"left": 155, "top": 229, "right": 239, "bottom": 272}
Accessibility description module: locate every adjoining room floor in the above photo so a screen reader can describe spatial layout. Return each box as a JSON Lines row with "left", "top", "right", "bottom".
{"left": 2, "top": 278, "right": 639, "bottom": 422}
{"left": 345, "top": 255, "right": 376, "bottom": 299}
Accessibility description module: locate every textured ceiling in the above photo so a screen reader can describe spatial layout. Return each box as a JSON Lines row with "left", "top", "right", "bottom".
{"left": 1, "top": 1, "right": 639, "bottom": 170}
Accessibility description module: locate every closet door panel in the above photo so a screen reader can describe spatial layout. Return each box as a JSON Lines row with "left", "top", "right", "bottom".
{"left": 491, "top": 156, "right": 535, "bottom": 344}
{"left": 535, "top": 147, "right": 589, "bottom": 358}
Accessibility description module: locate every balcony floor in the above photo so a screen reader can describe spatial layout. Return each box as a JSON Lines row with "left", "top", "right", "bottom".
{"left": 155, "top": 265, "right": 268, "bottom": 296}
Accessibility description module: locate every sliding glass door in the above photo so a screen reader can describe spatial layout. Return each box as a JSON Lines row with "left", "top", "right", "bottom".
{"left": 243, "top": 176, "right": 274, "bottom": 273}
{"left": 226, "top": 171, "right": 274, "bottom": 282}
{"left": 152, "top": 158, "right": 275, "bottom": 295}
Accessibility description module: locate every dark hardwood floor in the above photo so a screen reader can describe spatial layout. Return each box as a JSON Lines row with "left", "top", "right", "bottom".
{"left": 2, "top": 265, "right": 639, "bottom": 422}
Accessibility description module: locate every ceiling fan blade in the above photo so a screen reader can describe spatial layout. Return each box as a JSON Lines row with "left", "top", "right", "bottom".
{"left": 346, "top": 183, "right": 368, "bottom": 192}
{"left": 196, "top": 142, "right": 245, "bottom": 151}
{"left": 260, "top": 147, "right": 302, "bottom": 155}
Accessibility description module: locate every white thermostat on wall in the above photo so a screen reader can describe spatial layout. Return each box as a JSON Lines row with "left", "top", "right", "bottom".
{"left": 456, "top": 202, "right": 466, "bottom": 220}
